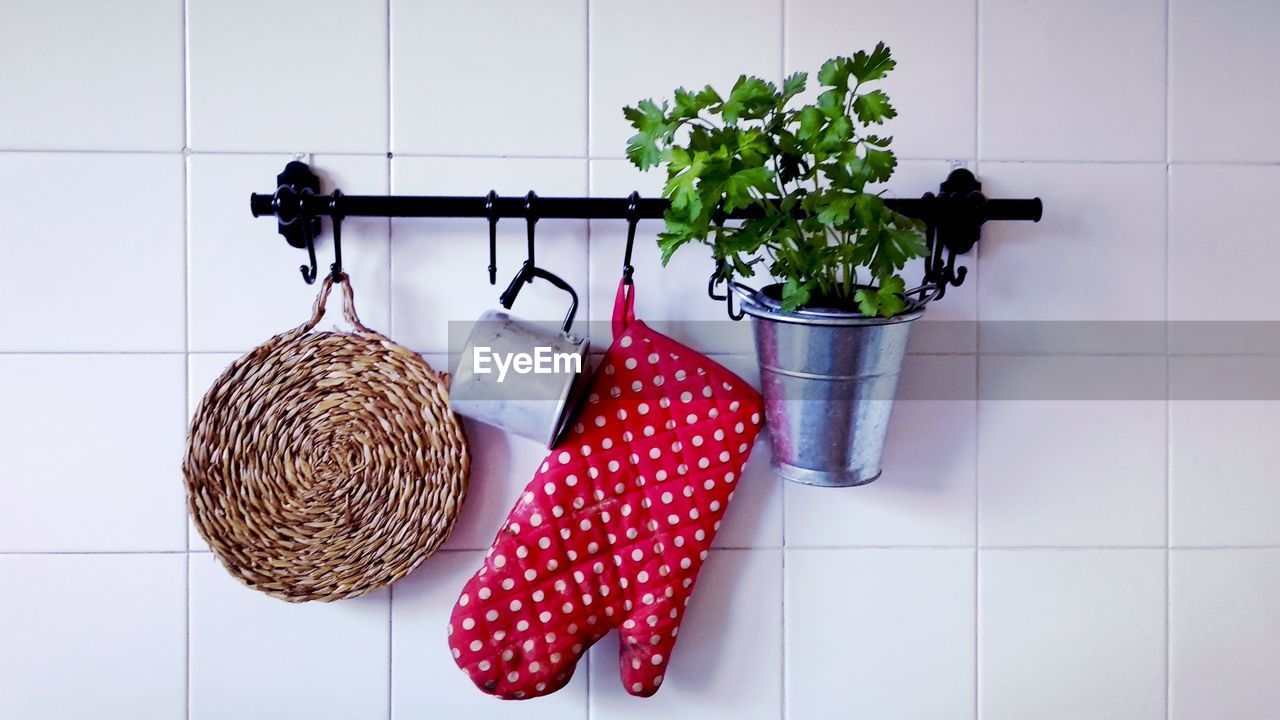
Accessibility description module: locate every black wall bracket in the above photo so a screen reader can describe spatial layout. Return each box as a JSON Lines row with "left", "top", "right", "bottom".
{"left": 270, "top": 161, "right": 322, "bottom": 251}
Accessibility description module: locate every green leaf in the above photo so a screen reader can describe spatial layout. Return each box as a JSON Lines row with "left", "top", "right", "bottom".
{"left": 721, "top": 75, "right": 778, "bottom": 125}
{"left": 736, "top": 129, "right": 772, "bottom": 166}
{"left": 853, "top": 287, "right": 881, "bottom": 317}
{"left": 664, "top": 145, "right": 692, "bottom": 172}
{"left": 782, "top": 72, "right": 808, "bottom": 102}
{"left": 863, "top": 134, "right": 893, "bottom": 148}
{"left": 815, "top": 192, "right": 856, "bottom": 225}
{"left": 860, "top": 146, "right": 897, "bottom": 183}
{"left": 663, "top": 150, "right": 707, "bottom": 218}
{"left": 723, "top": 166, "right": 775, "bottom": 211}
{"left": 870, "top": 227, "right": 927, "bottom": 277}
{"left": 672, "top": 87, "right": 699, "bottom": 118}
{"left": 657, "top": 219, "right": 696, "bottom": 265}
{"left": 623, "top": 99, "right": 671, "bottom": 169}
{"left": 816, "top": 115, "right": 854, "bottom": 153}
{"left": 672, "top": 85, "right": 722, "bottom": 119}
{"left": 797, "top": 106, "right": 825, "bottom": 141}
{"left": 852, "top": 90, "right": 896, "bottom": 124}
{"left": 817, "top": 57, "right": 851, "bottom": 89}
{"left": 848, "top": 42, "right": 895, "bottom": 85}
{"left": 816, "top": 88, "right": 846, "bottom": 119}
{"left": 781, "top": 277, "right": 812, "bottom": 312}
{"left": 855, "top": 274, "right": 906, "bottom": 317}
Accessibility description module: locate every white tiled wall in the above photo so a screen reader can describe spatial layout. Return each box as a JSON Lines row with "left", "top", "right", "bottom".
{"left": 2, "top": 1, "right": 1278, "bottom": 718}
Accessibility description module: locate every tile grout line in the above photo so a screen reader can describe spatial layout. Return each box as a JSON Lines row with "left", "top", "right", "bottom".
{"left": 2, "top": 145, "right": 1279, "bottom": 167}
{"left": 1163, "top": 1, "right": 1173, "bottom": 717}
{"left": 386, "top": 0, "right": 395, "bottom": 348}
{"left": 11, "top": 546, "right": 1280, "bottom": 558}
{"left": 583, "top": 0, "right": 592, "bottom": 714}
{"left": 18, "top": 349, "right": 1280, "bottom": 359}
{"left": 181, "top": 0, "right": 193, "bottom": 718}
{"left": 778, "top": 1, "right": 789, "bottom": 717}
{"left": 973, "top": 1, "right": 983, "bottom": 717}
{"left": 387, "top": 584, "right": 395, "bottom": 720}
{"left": 9, "top": 145, "right": 1280, "bottom": 166}
{"left": 0, "top": 541, "right": 1269, "bottom": 557}
{"left": 386, "top": 4, "right": 395, "bottom": 719}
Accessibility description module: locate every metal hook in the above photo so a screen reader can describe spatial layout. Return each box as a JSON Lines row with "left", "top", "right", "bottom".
{"left": 524, "top": 191, "right": 538, "bottom": 283}
{"left": 623, "top": 191, "right": 640, "bottom": 284}
{"left": 299, "top": 215, "right": 319, "bottom": 284}
{"left": 328, "top": 189, "right": 344, "bottom": 282}
{"left": 706, "top": 266, "right": 745, "bottom": 321}
{"left": 704, "top": 214, "right": 744, "bottom": 320}
{"left": 485, "top": 190, "right": 499, "bottom": 285}
{"left": 725, "top": 282, "right": 745, "bottom": 321}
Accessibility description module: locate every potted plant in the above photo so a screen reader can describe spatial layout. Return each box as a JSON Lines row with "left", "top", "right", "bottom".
{"left": 625, "top": 43, "right": 927, "bottom": 487}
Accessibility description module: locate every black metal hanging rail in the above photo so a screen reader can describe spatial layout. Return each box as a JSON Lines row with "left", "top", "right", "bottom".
{"left": 250, "top": 161, "right": 1042, "bottom": 303}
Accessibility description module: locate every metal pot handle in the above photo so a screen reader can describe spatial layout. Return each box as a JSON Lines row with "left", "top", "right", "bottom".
{"left": 707, "top": 266, "right": 748, "bottom": 321}
{"left": 500, "top": 261, "right": 580, "bottom": 334}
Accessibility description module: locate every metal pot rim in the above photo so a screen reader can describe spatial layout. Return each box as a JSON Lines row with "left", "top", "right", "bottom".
{"left": 733, "top": 283, "right": 925, "bottom": 327}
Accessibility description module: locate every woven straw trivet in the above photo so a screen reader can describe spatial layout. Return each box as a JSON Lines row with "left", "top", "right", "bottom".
{"left": 184, "top": 274, "right": 469, "bottom": 602}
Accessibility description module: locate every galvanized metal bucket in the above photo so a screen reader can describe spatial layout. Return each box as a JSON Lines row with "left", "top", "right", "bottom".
{"left": 735, "top": 283, "right": 923, "bottom": 487}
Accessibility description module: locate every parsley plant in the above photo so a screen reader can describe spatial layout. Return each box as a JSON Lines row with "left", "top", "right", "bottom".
{"left": 624, "top": 44, "right": 926, "bottom": 317}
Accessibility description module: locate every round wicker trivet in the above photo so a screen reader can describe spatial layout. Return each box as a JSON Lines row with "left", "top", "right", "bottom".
{"left": 184, "top": 274, "right": 469, "bottom": 602}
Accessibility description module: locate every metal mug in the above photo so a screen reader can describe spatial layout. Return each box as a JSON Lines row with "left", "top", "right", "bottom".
{"left": 451, "top": 263, "right": 590, "bottom": 448}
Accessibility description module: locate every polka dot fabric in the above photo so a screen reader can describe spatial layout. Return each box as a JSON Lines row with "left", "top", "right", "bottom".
{"left": 447, "top": 279, "right": 764, "bottom": 699}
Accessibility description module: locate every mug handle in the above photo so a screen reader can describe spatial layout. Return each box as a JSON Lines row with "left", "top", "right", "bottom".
{"left": 499, "top": 261, "right": 580, "bottom": 334}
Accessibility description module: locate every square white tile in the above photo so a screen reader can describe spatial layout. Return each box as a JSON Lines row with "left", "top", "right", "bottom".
{"left": 787, "top": 548, "right": 975, "bottom": 719}
{"left": 979, "top": 0, "right": 1165, "bottom": 161}
{"left": 1169, "top": 165, "right": 1280, "bottom": 336}
{"left": 786, "top": 354, "right": 977, "bottom": 547}
{"left": 0, "top": 554, "right": 186, "bottom": 720}
{"left": 1170, "top": 357, "right": 1280, "bottom": 546}
{"left": 977, "top": 163, "right": 1166, "bottom": 354}
{"left": 0, "top": 355, "right": 186, "bottom": 552}
{"left": 979, "top": 549, "right": 1165, "bottom": 720}
{"left": 0, "top": 153, "right": 184, "bottom": 352}
{"left": 589, "top": 0, "right": 783, "bottom": 158}
{"left": 1170, "top": 549, "right": 1280, "bottom": 719}
{"left": 189, "top": 154, "right": 391, "bottom": 352}
{"left": 390, "top": 156, "right": 588, "bottom": 354}
{"left": 588, "top": 549, "right": 782, "bottom": 719}
{"left": 189, "top": 553, "right": 391, "bottom": 720}
{"left": 786, "top": 0, "right": 976, "bottom": 160}
{"left": 1170, "top": 0, "right": 1280, "bottom": 161}
{"left": 391, "top": 0, "right": 587, "bottom": 156}
{"left": 188, "top": 0, "right": 388, "bottom": 153}
{"left": 391, "top": 550, "right": 589, "bottom": 719}
{"left": 978, "top": 355, "right": 1167, "bottom": 547}
{"left": 0, "top": 0, "right": 183, "bottom": 150}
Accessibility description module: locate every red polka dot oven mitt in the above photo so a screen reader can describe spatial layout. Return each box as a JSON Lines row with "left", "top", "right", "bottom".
{"left": 448, "top": 278, "right": 764, "bottom": 699}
